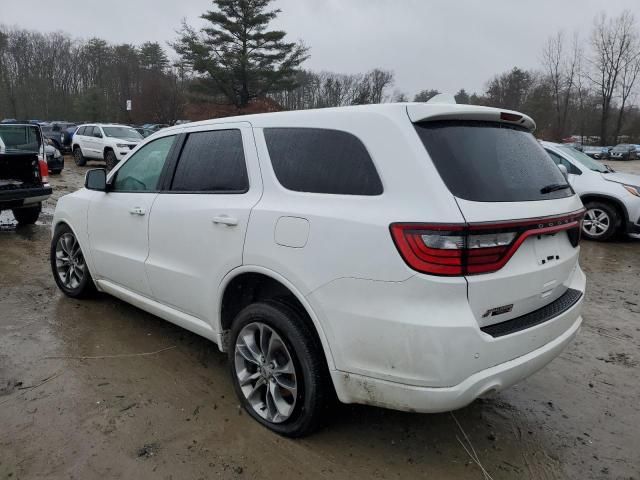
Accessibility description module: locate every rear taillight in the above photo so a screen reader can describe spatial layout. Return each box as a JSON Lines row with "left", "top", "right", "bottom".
{"left": 390, "top": 210, "right": 585, "bottom": 276}
{"left": 38, "top": 157, "right": 49, "bottom": 185}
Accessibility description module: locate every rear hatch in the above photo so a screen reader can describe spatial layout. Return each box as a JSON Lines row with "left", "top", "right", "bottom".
{"left": 0, "top": 124, "right": 47, "bottom": 192}
{"left": 408, "top": 106, "right": 584, "bottom": 330}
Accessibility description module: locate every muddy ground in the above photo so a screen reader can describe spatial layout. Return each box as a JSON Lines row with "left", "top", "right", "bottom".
{"left": 1, "top": 158, "right": 639, "bottom": 480}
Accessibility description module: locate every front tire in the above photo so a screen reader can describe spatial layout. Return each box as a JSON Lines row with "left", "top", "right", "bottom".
{"left": 229, "top": 301, "right": 330, "bottom": 437}
{"left": 73, "top": 147, "right": 86, "bottom": 166}
{"left": 50, "top": 224, "right": 96, "bottom": 298}
{"left": 105, "top": 150, "right": 118, "bottom": 171}
{"left": 582, "top": 201, "right": 620, "bottom": 241}
{"left": 12, "top": 204, "right": 41, "bottom": 225}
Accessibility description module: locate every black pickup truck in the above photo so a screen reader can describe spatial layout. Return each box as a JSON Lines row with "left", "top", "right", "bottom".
{"left": 0, "top": 123, "right": 52, "bottom": 224}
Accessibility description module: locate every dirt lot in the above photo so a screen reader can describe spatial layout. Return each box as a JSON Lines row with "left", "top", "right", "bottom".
{"left": 1, "top": 158, "right": 639, "bottom": 480}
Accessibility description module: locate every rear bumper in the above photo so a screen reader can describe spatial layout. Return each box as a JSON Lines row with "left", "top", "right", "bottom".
{"left": 331, "top": 314, "right": 582, "bottom": 413}
{"left": 626, "top": 221, "right": 640, "bottom": 234}
{"left": 621, "top": 197, "right": 640, "bottom": 234}
{"left": 47, "top": 157, "right": 64, "bottom": 171}
{"left": 310, "top": 260, "right": 585, "bottom": 413}
{"left": 0, "top": 186, "right": 52, "bottom": 209}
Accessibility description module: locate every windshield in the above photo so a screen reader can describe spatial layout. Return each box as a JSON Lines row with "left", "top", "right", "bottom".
{"left": 558, "top": 146, "right": 608, "bottom": 173}
{"left": 102, "top": 126, "right": 143, "bottom": 140}
{"left": 0, "top": 125, "right": 42, "bottom": 153}
{"left": 415, "top": 121, "right": 572, "bottom": 202}
{"left": 613, "top": 144, "right": 631, "bottom": 151}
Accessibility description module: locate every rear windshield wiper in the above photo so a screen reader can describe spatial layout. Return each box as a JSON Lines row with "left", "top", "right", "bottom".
{"left": 540, "top": 183, "right": 570, "bottom": 194}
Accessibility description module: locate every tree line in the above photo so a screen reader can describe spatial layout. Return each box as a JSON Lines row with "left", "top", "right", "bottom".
{"left": 1, "top": 1, "right": 640, "bottom": 145}
{"left": 0, "top": 30, "right": 186, "bottom": 124}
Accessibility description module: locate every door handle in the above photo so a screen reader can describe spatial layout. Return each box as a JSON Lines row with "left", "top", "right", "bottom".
{"left": 212, "top": 215, "right": 238, "bottom": 226}
{"left": 129, "top": 206, "right": 146, "bottom": 216}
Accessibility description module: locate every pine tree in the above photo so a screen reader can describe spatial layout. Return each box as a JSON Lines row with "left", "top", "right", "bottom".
{"left": 174, "top": 0, "right": 308, "bottom": 107}
{"left": 139, "top": 42, "right": 169, "bottom": 72}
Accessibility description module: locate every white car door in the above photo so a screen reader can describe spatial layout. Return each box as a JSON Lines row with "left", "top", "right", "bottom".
{"left": 82, "top": 126, "right": 100, "bottom": 158}
{"left": 145, "top": 122, "right": 262, "bottom": 323}
{"left": 87, "top": 134, "right": 178, "bottom": 296}
{"left": 90, "top": 126, "right": 106, "bottom": 158}
{"left": 77, "top": 127, "right": 94, "bottom": 158}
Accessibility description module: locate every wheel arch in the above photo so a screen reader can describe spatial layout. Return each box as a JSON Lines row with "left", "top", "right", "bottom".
{"left": 217, "top": 266, "right": 336, "bottom": 370}
{"left": 580, "top": 193, "right": 629, "bottom": 226}
{"left": 52, "top": 218, "right": 99, "bottom": 290}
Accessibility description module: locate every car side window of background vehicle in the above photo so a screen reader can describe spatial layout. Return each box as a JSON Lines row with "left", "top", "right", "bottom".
{"left": 112, "top": 135, "right": 176, "bottom": 192}
{"left": 547, "top": 149, "right": 582, "bottom": 175}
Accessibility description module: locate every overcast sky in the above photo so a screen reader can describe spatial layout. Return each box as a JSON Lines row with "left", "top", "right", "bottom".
{"left": 3, "top": 0, "right": 640, "bottom": 97}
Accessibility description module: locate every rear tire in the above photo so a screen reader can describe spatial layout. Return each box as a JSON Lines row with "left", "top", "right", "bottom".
{"left": 582, "top": 201, "right": 620, "bottom": 241}
{"left": 73, "top": 147, "right": 86, "bottom": 166}
{"left": 105, "top": 150, "right": 118, "bottom": 171}
{"left": 50, "top": 169, "right": 62, "bottom": 175}
{"left": 50, "top": 224, "right": 96, "bottom": 298}
{"left": 228, "top": 301, "right": 331, "bottom": 437}
{"left": 12, "top": 204, "right": 41, "bottom": 225}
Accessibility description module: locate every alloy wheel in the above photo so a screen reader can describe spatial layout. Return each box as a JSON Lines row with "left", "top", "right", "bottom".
{"left": 55, "top": 232, "right": 86, "bottom": 290}
{"left": 234, "top": 322, "right": 298, "bottom": 423}
{"left": 583, "top": 208, "right": 611, "bottom": 237}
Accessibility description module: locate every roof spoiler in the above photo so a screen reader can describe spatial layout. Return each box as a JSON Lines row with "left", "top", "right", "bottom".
{"left": 407, "top": 103, "right": 536, "bottom": 132}
{"left": 426, "top": 93, "right": 457, "bottom": 105}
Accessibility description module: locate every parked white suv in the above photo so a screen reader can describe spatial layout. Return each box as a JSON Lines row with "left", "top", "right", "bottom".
{"left": 543, "top": 141, "right": 640, "bottom": 240}
{"left": 72, "top": 124, "right": 143, "bottom": 170}
{"left": 51, "top": 102, "right": 586, "bottom": 437}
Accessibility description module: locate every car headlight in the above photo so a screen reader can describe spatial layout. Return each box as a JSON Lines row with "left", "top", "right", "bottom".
{"left": 116, "top": 143, "right": 130, "bottom": 148}
{"left": 623, "top": 184, "right": 640, "bottom": 197}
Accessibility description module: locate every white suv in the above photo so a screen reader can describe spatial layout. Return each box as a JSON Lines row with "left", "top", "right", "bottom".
{"left": 51, "top": 102, "right": 586, "bottom": 437}
{"left": 72, "top": 124, "right": 143, "bottom": 170}
{"left": 543, "top": 141, "right": 640, "bottom": 240}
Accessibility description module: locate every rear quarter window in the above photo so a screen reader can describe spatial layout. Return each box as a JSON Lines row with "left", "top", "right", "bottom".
{"left": 264, "top": 128, "right": 383, "bottom": 195}
{"left": 415, "top": 121, "right": 572, "bottom": 202}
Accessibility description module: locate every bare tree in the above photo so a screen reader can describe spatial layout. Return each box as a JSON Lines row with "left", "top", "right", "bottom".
{"left": 613, "top": 50, "right": 640, "bottom": 141}
{"left": 542, "top": 31, "right": 581, "bottom": 140}
{"left": 588, "top": 10, "right": 638, "bottom": 145}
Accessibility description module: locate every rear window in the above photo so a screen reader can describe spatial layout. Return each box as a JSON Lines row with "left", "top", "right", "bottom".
{"left": 415, "top": 121, "right": 572, "bottom": 202}
{"left": 0, "top": 125, "right": 42, "bottom": 153}
{"left": 171, "top": 129, "right": 248, "bottom": 193}
{"left": 264, "top": 128, "right": 383, "bottom": 195}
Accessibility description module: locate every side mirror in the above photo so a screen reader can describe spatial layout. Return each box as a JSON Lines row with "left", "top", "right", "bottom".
{"left": 85, "top": 168, "right": 107, "bottom": 191}
{"left": 557, "top": 164, "right": 569, "bottom": 181}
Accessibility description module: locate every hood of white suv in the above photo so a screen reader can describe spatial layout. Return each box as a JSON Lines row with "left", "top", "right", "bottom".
{"left": 111, "top": 138, "right": 140, "bottom": 145}
{"left": 602, "top": 171, "right": 640, "bottom": 187}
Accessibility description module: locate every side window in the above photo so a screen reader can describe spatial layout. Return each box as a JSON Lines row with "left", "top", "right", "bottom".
{"left": 170, "top": 129, "right": 248, "bottom": 192}
{"left": 91, "top": 126, "right": 102, "bottom": 138}
{"left": 264, "top": 128, "right": 383, "bottom": 195}
{"left": 77, "top": 126, "right": 87, "bottom": 136}
{"left": 546, "top": 150, "right": 580, "bottom": 175}
{"left": 112, "top": 136, "right": 175, "bottom": 192}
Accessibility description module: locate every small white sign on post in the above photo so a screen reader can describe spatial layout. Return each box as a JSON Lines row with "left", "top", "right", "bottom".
{"left": 126, "top": 100, "right": 132, "bottom": 111}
